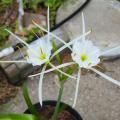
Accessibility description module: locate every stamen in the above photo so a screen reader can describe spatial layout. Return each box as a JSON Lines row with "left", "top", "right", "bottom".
{"left": 39, "top": 48, "right": 46, "bottom": 60}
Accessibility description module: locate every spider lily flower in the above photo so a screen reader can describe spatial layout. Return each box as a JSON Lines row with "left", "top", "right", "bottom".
{"left": 72, "top": 39, "right": 120, "bottom": 107}
{"left": 71, "top": 40, "right": 100, "bottom": 69}
{"left": 71, "top": 13, "right": 100, "bottom": 69}
{"left": 71, "top": 39, "right": 101, "bottom": 108}
{"left": 26, "top": 38, "right": 52, "bottom": 66}
{"left": 72, "top": 13, "right": 120, "bottom": 108}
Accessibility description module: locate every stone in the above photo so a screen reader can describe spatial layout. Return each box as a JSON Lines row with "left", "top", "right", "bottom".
{"left": 56, "top": 0, "right": 120, "bottom": 59}
{"left": 6, "top": 12, "right": 47, "bottom": 46}
{"left": 23, "top": 12, "right": 46, "bottom": 28}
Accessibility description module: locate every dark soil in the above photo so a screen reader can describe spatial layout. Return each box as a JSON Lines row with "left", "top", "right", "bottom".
{"left": 39, "top": 105, "right": 77, "bottom": 120}
{"left": 0, "top": 68, "right": 19, "bottom": 104}
{"left": 0, "top": 0, "right": 18, "bottom": 27}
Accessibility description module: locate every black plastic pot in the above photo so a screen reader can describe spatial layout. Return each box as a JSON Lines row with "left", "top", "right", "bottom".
{"left": 24, "top": 100, "right": 83, "bottom": 120}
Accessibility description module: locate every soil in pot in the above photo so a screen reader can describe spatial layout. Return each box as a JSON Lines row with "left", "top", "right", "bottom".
{"left": 39, "top": 105, "right": 77, "bottom": 120}
{"left": 25, "top": 101, "right": 82, "bottom": 120}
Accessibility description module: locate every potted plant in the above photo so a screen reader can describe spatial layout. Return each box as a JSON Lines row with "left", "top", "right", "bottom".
{"left": 0, "top": 8, "right": 83, "bottom": 118}
{"left": 1, "top": 2, "right": 120, "bottom": 120}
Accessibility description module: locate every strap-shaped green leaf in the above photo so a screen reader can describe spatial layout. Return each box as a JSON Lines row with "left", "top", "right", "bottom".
{"left": 23, "top": 84, "right": 39, "bottom": 117}
{"left": 52, "top": 40, "right": 62, "bottom": 64}
{"left": 0, "top": 114, "right": 37, "bottom": 120}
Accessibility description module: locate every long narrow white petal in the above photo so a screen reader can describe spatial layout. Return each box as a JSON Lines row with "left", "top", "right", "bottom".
{"left": 29, "top": 62, "right": 75, "bottom": 77}
{"left": 47, "top": 6, "right": 50, "bottom": 42}
{"left": 49, "top": 63, "right": 77, "bottom": 80}
{"left": 5, "top": 29, "right": 29, "bottom": 48}
{"left": 33, "top": 21, "right": 72, "bottom": 50}
{"left": 5, "top": 29, "right": 38, "bottom": 56}
{"left": 50, "top": 31, "right": 91, "bottom": 60}
{"left": 0, "top": 60, "right": 27, "bottom": 63}
{"left": 100, "top": 45, "right": 120, "bottom": 56}
{"left": 90, "top": 68, "right": 120, "bottom": 86}
{"left": 16, "top": 45, "right": 25, "bottom": 58}
{"left": 73, "top": 68, "right": 81, "bottom": 108}
{"left": 39, "top": 64, "right": 47, "bottom": 106}
{"left": 51, "top": 32, "right": 72, "bottom": 51}
{"left": 82, "top": 12, "right": 85, "bottom": 41}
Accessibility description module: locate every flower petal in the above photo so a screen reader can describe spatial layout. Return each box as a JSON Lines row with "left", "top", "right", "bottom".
{"left": 29, "top": 62, "right": 75, "bottom": 77}
{"left": 90, "top": 67, "right": 120, "bottom": 86}
{"left": 39, "top": 64, "right": 47, "bottom": 106}
{"left": 73, "top": 68, "right": 81, "bottom": 108}
{"left": 47, "top": 6, "right": 50, "bottom": 44}
{"left": 33, "top": 21, "right": 72, "bottom": 50}
{"left": 0, "top": 60, "right": 27, "bottom": 63}
{"left": 100, "top": 45, "right": 120, "bottom": 56}
{"left": 51, "top": 31, "right": 91, "bottom": 60}
{"left": 49, "top": 63, "right": 77, "bottom": 80}
{"left": 5, "top": 29, "right": 29, "bottom": 48}
{"left": 5, "top": 29, "right": 38, "bottom": 56}
{"left": 82, "top": 12, "right": 85, "bottom": 41}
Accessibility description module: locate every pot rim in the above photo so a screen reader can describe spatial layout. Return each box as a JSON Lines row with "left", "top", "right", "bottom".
{"left": 24, "top": 100, "right": 83, "bottom": 120}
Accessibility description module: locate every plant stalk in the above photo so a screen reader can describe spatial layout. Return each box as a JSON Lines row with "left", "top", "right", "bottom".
{"left": 51, "top": 83, "right": 64, "bottom": 120}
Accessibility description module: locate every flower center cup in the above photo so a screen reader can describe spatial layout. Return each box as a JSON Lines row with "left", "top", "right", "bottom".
{"left": 38, "top": 47, "right": 46, "bottom": 60}
{"left": 39, "top": 53, "right": 46, "bottom": 60}
{"left": 80, "top": 54, "right": 88, "bottom": 62}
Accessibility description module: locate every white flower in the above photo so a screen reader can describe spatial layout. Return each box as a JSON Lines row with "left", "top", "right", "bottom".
{"left": 26, "top": 38, "right": 52, "bottom": 66}
{"left": 71, "top": 40, "right": 100, "bottom": 69}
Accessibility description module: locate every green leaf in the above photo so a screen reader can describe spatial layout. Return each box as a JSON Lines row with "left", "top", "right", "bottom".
{"left": 22, "top": 84, "right": 39, "bottom": 117}
{"left": 0, "top": 114, "right": 37, "bottom": 120}
{"left": 61, "top": 67, "right": 74, "bottom": 81}
{"left": 52, "top": 40, "right": 62, "bottom": 64}
{"left": 61, "top": 65, "right": 77, "bottom": 81}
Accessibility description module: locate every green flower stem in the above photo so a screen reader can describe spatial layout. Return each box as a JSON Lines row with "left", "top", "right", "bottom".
{"left": 51, "top": 82, "right": 64, "bottom": 120}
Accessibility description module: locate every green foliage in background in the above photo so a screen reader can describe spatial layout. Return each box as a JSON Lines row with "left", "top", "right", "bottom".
{"left": 23, "top": 27, "right": 42, "bottom": 43}
{"left": 0, "top": 26, "right": 11, "bottom": 49}
{"left": 0, "top": 27, "right": 10, "bottom": 41}
{"left": 0, "top": 0, "right": 12, "bottom": 12}
{"left": 45, "top": 0, "right": 65, "bottom": 27}
{"left": 0, "top": 0, "right": 12, "bottom": 8}
{"left": 23, "top": 0, "right": 44, "bottom": 11}
{"left": 45, "top": 0, "right": 63, "bottom": 9}
{"left": 23, "top": 0, "right": 65, "bottom": 11}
